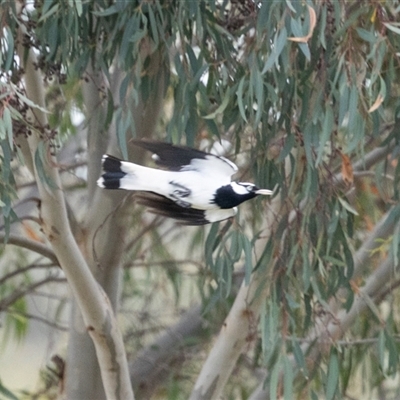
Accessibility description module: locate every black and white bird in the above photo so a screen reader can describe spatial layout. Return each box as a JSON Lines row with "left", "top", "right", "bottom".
{"left": 97, "top": 140, "right": 273, "bottom": 225}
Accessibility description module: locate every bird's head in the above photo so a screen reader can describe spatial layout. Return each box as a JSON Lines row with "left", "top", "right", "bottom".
{"left": 214, "top": 182, "right": 273, "bottom": 209}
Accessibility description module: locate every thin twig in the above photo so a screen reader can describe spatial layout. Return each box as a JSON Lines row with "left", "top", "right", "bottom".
{"left": 375, "top": 277, "right": 400, "bottom": 303}
{"left": 125, "top": 259, "right": 204, "bottom": 270}
{"left": 353, "top": 170, "right": 395, "bottom": 181}
{"left": 0, "top": 276, "right": 66, "bottom": 310}
{"left": 0, "top": 262, "right": 55, "bottom": 286}
{"left": 124, "top": 215, "right": 164, "bottom": 252}
{"left": 92, "top": 193, "right": 133, "bottom": 269}
{"left": 7, "top": 309, "right": 69, "bottom": 331}
{"left": 286, "top": 335, "right": 400, "bottom": 346}
{"left": 29, "top": 290, "right": 68, "bottom": 302}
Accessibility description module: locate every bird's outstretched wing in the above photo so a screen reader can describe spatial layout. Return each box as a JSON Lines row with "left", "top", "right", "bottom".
{"left": 133, "top": 140, "right": 238, "bottom": 178}
{"left": 135, "top": 192, "right": 237, "bottom": 225}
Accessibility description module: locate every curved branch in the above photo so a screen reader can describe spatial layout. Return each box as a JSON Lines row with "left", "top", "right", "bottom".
{"left": 0, "top": 233, "right": 58, "bottom": 264}
{"left": 0, "top": 262, "right": 55, "bottom": 285}
{"left": 190, "top": 195, "right": 282, "bottom": 400}
{"left": 17, "top": 36, "right": 134, "bottom": 400}
{"left": 330, "top": 254, "right": 398, "bottom": 337}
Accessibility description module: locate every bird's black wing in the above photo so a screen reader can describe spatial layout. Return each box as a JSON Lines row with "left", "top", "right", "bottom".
{"left": 135, "top": 192, "right": 211, "bottom": 225}
{"left": 133, "top": 140, "right": 207, "bottom": 171}
{"left": 132, "top": 140, "right": 237, "bottom": 178}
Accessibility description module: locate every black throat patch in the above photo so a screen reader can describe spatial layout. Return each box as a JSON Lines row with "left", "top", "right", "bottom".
{"left": 212, "top": 185, "right": 256, "bottom": 209}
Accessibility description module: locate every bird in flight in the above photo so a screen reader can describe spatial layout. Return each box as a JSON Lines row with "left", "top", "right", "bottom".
{"left": 97, "top": 140, "right": 273, "bottom": 225}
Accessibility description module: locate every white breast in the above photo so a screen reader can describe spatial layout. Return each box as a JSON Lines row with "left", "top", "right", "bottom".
{"left": 165, "top": 170, "right": 230, "bottom": 210}
{"left": 118, "top": 162, "right": 230, "bottom": 210}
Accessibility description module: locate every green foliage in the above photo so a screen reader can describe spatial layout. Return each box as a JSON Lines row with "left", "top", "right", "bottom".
{"left": 326, "top": 348, "right": 339, "bottom": 400}
{"left": 2, "top": 0, "right": 400, "bottom": 398}
{"left": 4, "top": 298, "right": 29, "bottom": 343}
{"left": 205, "top": 222, "right": 265, "bottom": 297}
{"left": 0, "top": 152, "right": 17, "bottom": 240}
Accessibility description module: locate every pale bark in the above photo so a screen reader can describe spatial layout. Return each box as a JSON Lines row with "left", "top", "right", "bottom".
{"left": 64, "top": 64, "right": 125, "bottom": 400}
{"left": 190, "top": 195, "right": 282, "bottom": 400}
{"left": 352, "top": 207, "right": 399, "bottom": 280}
{"left": 83, "top": 65, "right": 110, "bottom": 201}
{"left": 18, "top": 39, "right": 134, "bottom": 400}
{"left": 190, "top": 281, "right": 269, "bottom": 399}
{"left": 64, "top": 48, "right": 168, "bottom": 398}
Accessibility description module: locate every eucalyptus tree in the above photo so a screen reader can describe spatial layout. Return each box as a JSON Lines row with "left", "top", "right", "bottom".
{"left": 1, "top": 1, "right": 400, "bottom": 399}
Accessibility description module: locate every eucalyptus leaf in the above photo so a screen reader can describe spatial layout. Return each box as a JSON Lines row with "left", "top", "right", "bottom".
{"left": 236, "top": 77, "right": 248, "bottom": 122}
{"left": 262, "top": 28, "right": 287, "bottom": 74}
{"left": 269, "top": 355, "right": 282, "bottom": 400}
{"left": 326, "top": 349, "right": 339, "bottom": 400}
{"left": 242, "top": 234, "right": 253, "bottom": 285}
{"left": 316, "top": 105, "right": 334, "bottom": 166}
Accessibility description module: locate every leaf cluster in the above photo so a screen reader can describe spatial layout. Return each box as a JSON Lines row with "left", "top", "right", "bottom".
{"left": 1, "top": 0, "right": 400, "bottom": 398}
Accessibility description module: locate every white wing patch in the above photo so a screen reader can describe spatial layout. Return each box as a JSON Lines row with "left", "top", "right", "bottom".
{"left": 181, "top": 155, "right": 237, "bottom": 179}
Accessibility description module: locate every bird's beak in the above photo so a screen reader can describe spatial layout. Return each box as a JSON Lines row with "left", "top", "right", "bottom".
{"left": 255, "top": 189, "right": 273, "bottom": 195}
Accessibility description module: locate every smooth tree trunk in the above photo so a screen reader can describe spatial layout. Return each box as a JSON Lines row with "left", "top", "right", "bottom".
{"left": 18, "top": 31, "right": 134, "bottom": 400}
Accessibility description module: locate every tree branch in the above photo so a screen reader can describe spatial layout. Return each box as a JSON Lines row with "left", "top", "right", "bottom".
{"left": 288, "top": 136, "right": 397, "bottom": 226}
{"left": 8, "top": 309, "right": 69, "bottom": 331}
{"left": 82, "top": 65, "right": 109, "bottom": 201}
{"left": 0, "top": 276, "right": 66, "bottom": 310}
{"left": 201, "top": 137, "right": 398, "bottom": 400}
{"left": 352, "top": 206, "right": 400, "bottom": 281}
{"left": 248, "top": 249, "right": 400, "bottom": 400}
{"left": 65, "top": 66, "right": 127, "bottom": 400}
{"left": 17, "top": 37, "right": 134, "bottom": 400}
{"left": 130, "top": 304, "right": 205, "bottom": 398}
{"left": 0, "top": 262, "right": 55, "bottom": 286}
{"left": 190, "top": 195, "right": 282, "bottom": 400}
{"left": 0, "top": 233, "right": 58, "bottom": 264}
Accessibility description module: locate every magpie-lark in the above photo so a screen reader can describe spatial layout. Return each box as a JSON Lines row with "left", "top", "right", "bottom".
{"left": 97, "top": 140, "right": 273, "bottom": 225}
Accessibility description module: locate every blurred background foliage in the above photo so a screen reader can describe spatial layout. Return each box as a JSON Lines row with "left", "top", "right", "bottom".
{"left": 1, "top": 0, "right": 400, "bottom": 398}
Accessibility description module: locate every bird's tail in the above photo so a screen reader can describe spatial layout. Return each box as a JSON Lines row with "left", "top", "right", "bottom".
{"left": 97, "top": 155, "right": 135, "bottom": 190}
